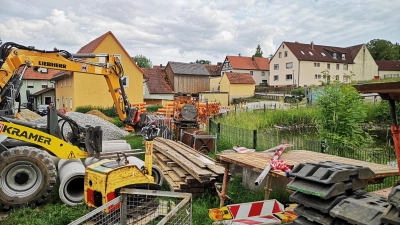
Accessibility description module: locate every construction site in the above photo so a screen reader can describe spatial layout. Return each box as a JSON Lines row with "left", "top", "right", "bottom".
{"left": 0, "top": 39, "right": 400, "bottom": 225}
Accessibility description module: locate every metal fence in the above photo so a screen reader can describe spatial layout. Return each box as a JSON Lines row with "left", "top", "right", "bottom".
{"left": 69, "top": 189, "right": 192, "bottom": 225}
{"left": 209, "top": 118, "right": 399, "bottom": 191}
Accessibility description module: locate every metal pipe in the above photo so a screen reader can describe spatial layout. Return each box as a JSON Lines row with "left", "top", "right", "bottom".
{"left": 58, "top": 159, "right": 85, "bottom": 206}
{"left": 102, "top": 143, "right": 131, "bottom": 152}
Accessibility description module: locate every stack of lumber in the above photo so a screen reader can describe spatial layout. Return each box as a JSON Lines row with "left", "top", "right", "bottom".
{"left": 153, "top": 137, "right": 225, "bottom": 196}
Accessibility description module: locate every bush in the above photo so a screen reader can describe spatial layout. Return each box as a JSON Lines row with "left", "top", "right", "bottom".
{"left": 75, "top": 105, "right": 117, "bottom": 117}
{"left": 146, "top": 104, "right": 163, "bottom": 112}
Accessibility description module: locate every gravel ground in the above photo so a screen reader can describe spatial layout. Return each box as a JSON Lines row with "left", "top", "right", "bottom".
{"left": 32, "top": 112, "right": 129, "bottom": 140}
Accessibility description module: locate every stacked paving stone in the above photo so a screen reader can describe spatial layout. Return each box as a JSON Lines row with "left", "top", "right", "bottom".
{"left": 381, "top": 185, "right": 400, "bottom": 224}
{"left": 287, "top": 161, "right": 391, "bottom": 225}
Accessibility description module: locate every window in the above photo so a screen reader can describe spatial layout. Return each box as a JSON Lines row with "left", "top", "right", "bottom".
{"left": 283, "top": 45, "right": 285, "bottom": 49}
{"left": 333, "top": 53, "right": 337, "bottom": 59}
{"left": 273, "top": 75, "right": 279, "bottom": 81}
{"left": 343, "top": 76, "right": 349, "bottom": 82}
{"left": 384, "top": 74, "right": 400, "bottom": 78}
{"left": 321, "top": 52, "right": 326, "bottom": 56}
{"left": 279, "top": 52, "right": 282, "bottom": 58}
{"left": 114, "top": 54, "right": 122, "bottom": 63}
{"left": 286, "top": 62, "right": 293, "bottom": 69}
{"left": 70, "top": 97, "right": 72, "bottom": 110}
{"left": 284, "top": 51, "right": 288, "bottom": 57}
{"left": 336, "top": 64, "right": 340, "bottom": 70}
{"left": 342, "top": 54, "right": 346, "bottom": 60}
{"left": 27, "top": 80, "right": 34, "bottom": 88}
{"left": 309, "top": 51, "right": 313, "bottom": 56}
{"left": 65, "top": 98, "right": 68, "bottom": 109}
{"left": 286, "top": 74, "right": 293, "bottom": 80}
{"left": 41, "top": 81, "right": 48, "bottom": 88}
{"left": 274, "top": 64, "right": 279, "bottom": 70}
{"left": 56, "top": 80, "right": 58, "bottom": 88}
{"left": 64, "top": 78, "right": 66, "bottom": 87}
{"left": 343, "top": 64, "right": 348, "bottom": 70}
{"left": 122, "top": 76, "right": 129, "bottom": 88}
{"left": 56, "top": 98, "right": 60, "bottom": 109}
{"left": 301, "top": 51, "right": 305, "bottom": 55}
{"left": 70, "top": 77, "right": 72, "bottom": 86}
{"left": 261, "top": 71, "right": 265, "bottom": 76}
{"left": 250, "top": 71, "right": 253, "bottom": 75}
{"left": 314, "top": 63, "right": 320, "bottom": 67}
{"left": 315, "top": 74, "right": 318, "bottom": 79}
{"left": 37, "top": 68, "right": 48, "bottom": 73}
{"left": 318, "top": 75, "right": 321, "bottom": 79}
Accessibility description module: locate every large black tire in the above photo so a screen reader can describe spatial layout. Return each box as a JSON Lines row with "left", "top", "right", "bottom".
{"left": 0, "top": 147, "right": 56, "bottom": 210}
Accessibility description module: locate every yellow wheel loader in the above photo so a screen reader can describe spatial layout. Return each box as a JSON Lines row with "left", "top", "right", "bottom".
{"left": 0, "top": 41, "right": 159, "bottom": 210}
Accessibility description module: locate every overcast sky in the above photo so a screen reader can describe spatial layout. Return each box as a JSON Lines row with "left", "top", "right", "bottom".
{"left": 0, "top": 0, "right": 399, "bottom": 66}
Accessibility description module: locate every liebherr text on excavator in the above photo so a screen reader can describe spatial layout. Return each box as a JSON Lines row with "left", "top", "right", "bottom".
{"left": 0, "top": 41, "right": 158, "bottom": 210}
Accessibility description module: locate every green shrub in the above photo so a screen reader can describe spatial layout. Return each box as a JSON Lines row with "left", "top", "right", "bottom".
{"left": 75, "top": 105, "right": 117, "bottom": 117}
{"left": 146, "top": 104, "right": 163, "bottom": 112}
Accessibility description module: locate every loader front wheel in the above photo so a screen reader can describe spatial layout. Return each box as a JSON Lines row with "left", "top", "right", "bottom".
{"left": 0, "top": 147, "right": 56, "bottom": 210}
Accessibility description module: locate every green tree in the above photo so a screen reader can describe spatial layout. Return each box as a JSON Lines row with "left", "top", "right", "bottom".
{"left": 132, "top": 55, "right": 152, "bottom": 68}
{"left": 195, "top": 59, "right": 211, "bottom": 64}
{"left": 316, "top": 76, "right": 372, "bottom": 152}
{"left": 366, "top": 39, "right": 400, "bottom": 60}
{"left": 254, "top": 44, "right": 263, "bottom": 57}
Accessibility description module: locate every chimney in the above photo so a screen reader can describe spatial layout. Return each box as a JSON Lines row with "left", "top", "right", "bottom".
{"left": 217, "top": 62, "right": 222, "bottom": 66}
{"left": 295, "top": 41, "right": 299, "bottom": 44}
{"left": 238, "top": 53, "right": 241, "bottom": 56}
{"left": 252, "top": 55, "right": 255, "bottom": 61}
{"left": 160, "top": 64, "right": 162, "bottom": 68}
{"left": 311, "top": 41, "right": 314, "bottom": 50}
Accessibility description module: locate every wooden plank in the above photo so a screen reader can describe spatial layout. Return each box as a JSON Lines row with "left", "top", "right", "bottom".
{"left": 171, "top": 167, "right": 187, "bottom": 178}
{"left": 156, "top": 138, "right": 225, "bottom": 174}
{"left": 168, "top": 171, "right": 184, "bottom": 182}
{"left": 185, "top": 176, "right": 197, "bottom": 184}
{"left": 215, "top": 150, "right": 399, "bottom": 181}
{"left": 153, "top": 143, "right": 212, "bottom": 183}
{"left": 163, "top": 174, "right": 181, "bottom": 192}
{"left": 155, "top": 153, "right": 171, "bottom": 162}
{"left": 167, "top": 162, "right": 179, "bottom": 167}
{"left": 153, "top": 154, "right": 173, "bottom": 172}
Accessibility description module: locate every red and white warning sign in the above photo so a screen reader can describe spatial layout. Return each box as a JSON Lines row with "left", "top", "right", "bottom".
{"left": 227, "top": 200, "right": 284, "bottom": 219}
{"left": 215, "top": 215, "right": 281, "bottom": 225}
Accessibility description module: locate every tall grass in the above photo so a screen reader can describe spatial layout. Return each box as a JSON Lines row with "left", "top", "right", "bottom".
{"left": 219, "top": 106, "right": 319, "bottom": 130}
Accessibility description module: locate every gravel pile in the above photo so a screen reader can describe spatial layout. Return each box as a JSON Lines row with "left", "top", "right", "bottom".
{"left": 32, "top": 112, "right": 129, "bottom": 140}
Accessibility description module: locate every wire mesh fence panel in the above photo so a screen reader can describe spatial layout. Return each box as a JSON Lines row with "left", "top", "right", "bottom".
{"left": 69, "top": 189, "right": 192, "bottom": 225}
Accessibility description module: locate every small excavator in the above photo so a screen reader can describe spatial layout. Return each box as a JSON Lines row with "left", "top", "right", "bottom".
{"left": 0, "top": 41, "right": 160, "bottom": 210}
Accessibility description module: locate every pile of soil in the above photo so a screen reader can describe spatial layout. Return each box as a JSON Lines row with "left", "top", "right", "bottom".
{"left": 86, "top": 110, "right": 115, "bottom": 123}
{"left": 18, "top": 109, "right": 41, "bottom": 122}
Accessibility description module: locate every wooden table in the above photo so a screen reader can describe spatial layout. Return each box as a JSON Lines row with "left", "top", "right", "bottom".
{"left": 215, "top": 150, "right": 399, "bottom": 202}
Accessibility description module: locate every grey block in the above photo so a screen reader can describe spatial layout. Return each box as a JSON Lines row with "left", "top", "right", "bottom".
{"left": 388, "top": 185, "right": 400, "bottom": 210}
{"left": 290, "top": 161, "right": 375, "bottom": 184}
{"left": 329, "top": 194, "right": 389, "bottom": 225}
{"left": 294, "top": 205, "right": 335, "bottom": 225}
{"left": 289, "top": 191, "right": 348, "bottom": 213}
{"left": 381, "top": 204, "right": 400, "bottom": 225}
{"left": 287, "top": 177, "right": 366, "bottom": 199}
{"left": 293, "top": 216, "right": 316, "bottom": 225}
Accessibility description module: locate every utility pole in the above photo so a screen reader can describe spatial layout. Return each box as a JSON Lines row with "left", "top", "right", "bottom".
{"left": 292, "top": 70, "right": 295, "bottom": 87}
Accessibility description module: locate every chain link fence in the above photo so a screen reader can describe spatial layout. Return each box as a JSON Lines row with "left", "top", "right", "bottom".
{"left": 69, "top": 189, "right": 192, "bottom": 225}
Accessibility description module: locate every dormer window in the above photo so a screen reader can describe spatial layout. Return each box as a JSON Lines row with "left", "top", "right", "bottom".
{"left": 333, "top": 53, "right": 337, "bottom": 59}
{"left": 321, "top": 52, "right": 326, "bottom": 56}
{"left": 342, "top": 54, "right": 346, "bottom": 60}
{"left": 309, "top": 51, "right": 313, "bottom": 56}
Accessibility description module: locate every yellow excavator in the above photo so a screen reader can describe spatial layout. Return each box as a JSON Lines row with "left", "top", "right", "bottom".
{"left": 0, "top": 41, "right": 159, "bottom": 210}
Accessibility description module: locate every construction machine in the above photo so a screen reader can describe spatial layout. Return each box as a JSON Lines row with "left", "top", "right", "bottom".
{"left": 0, "top": 41, "right": 159, "bottom": 210}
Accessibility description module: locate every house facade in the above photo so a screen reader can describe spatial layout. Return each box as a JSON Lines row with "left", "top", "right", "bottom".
{"left": 220, "top": 72, "right": 255, "bottom": 103}
{"left": 221, "top": 55, "right": 270, "bottom": 85}
{"left": 20, "top": 67, "right": 58, "bottom": 109}
{"left": 142, "top": 66, "right": 174, "bottom": 105}
{"left": 51, "top": 31, "right": 144, "bottom": 111}
{"left": 165, "top": 62, "right": 211, "bottom": 93}
{"left": 269, "top": 41, "right": 378, "bottom": 87}
{"left": 376, "top": 60, "right": 400, "bottom": 78}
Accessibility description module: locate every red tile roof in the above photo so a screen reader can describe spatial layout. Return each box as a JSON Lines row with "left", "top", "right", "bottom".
{"left": 282, "top": 41, "right": 363, "bottom": 63}
{"left": 142, "top": 68, "right": 174, "bottom": 94}
{"left": 204, "top": 64, "right": 222, "bottom": 76}
{"left": 375, "top": 60, "right": 400, "bottom": 71}
{"left": 32, "top": 87, "right": 55, "bottom": 96}
{"left": 22, "top": 67, "right": 61, "bottom": 80}
{"left": 226, "top": 56, "right": 270, "bottom": 70}
{"left": 53, "top": 31, "right": 143, "bottom": 79}
{"left": 225, "top": 72, "right": 256, "bottom": 84}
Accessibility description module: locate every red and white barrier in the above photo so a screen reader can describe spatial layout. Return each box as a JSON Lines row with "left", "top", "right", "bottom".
{"left": 215, "top": 215, "right": 281, "bottom": 225}
{"left": 228, "top": 200, "right": 284, "bottom": 219}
